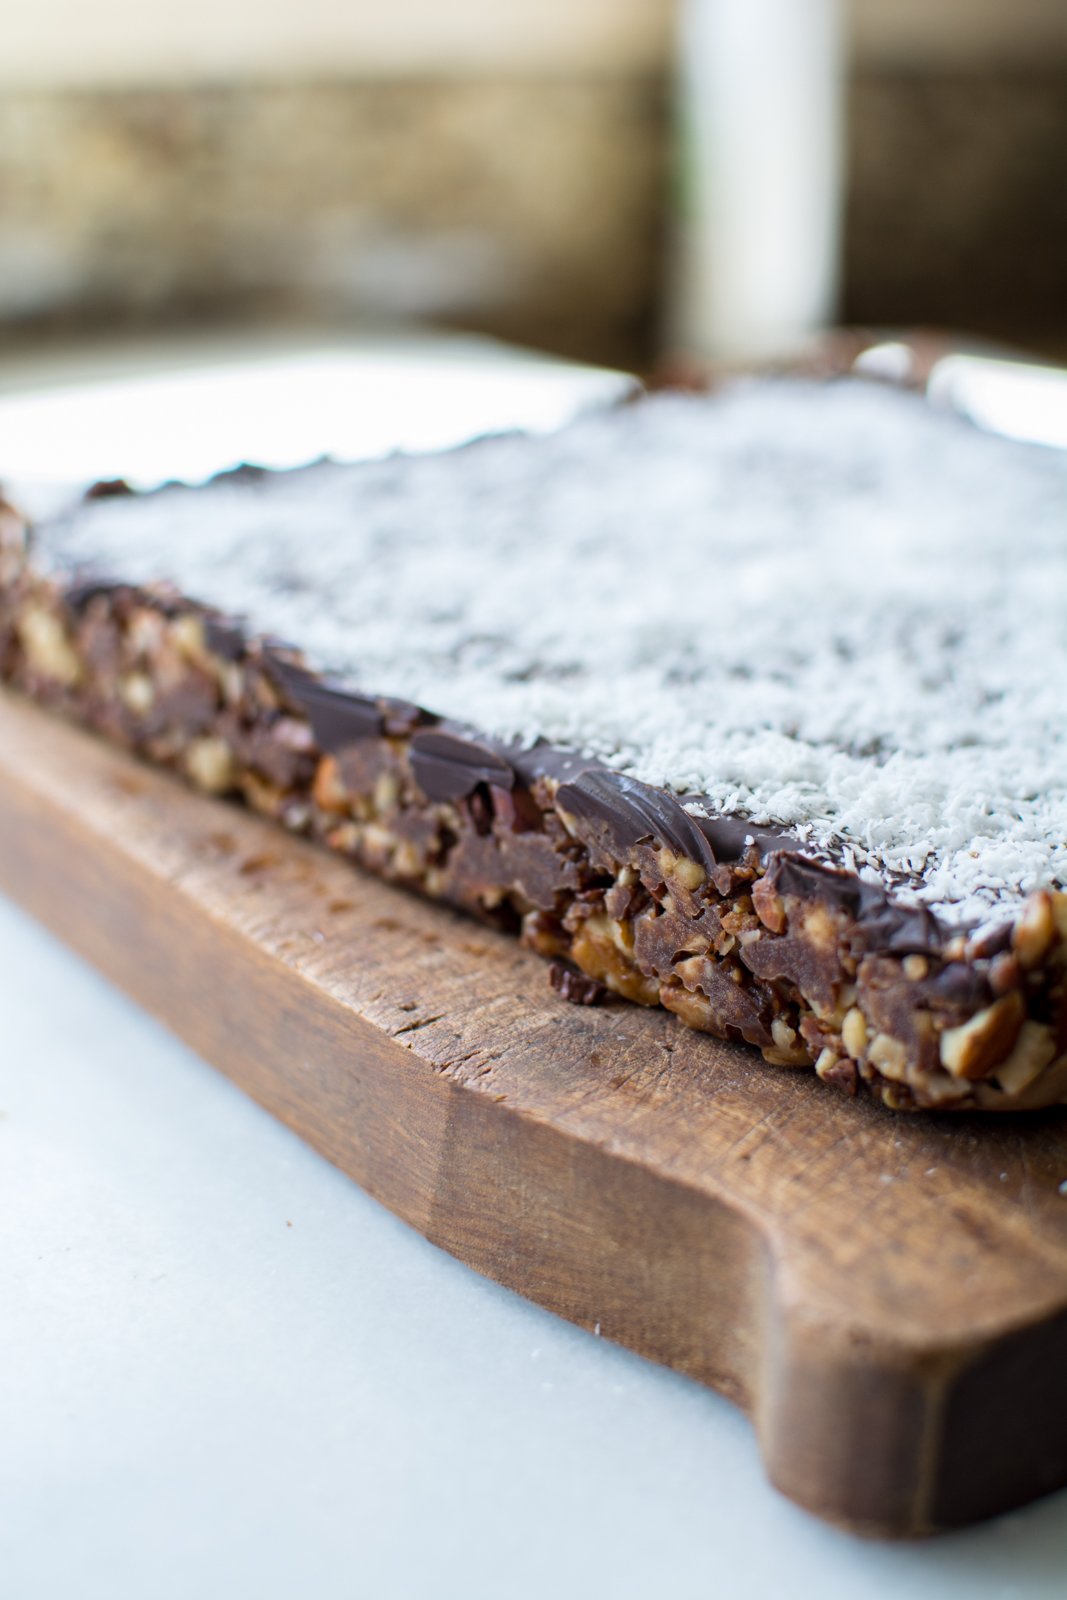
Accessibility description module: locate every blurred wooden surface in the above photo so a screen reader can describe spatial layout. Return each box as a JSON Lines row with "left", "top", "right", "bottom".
{"left": 2, "top": 688, "right": 1067, "bottom": 1536}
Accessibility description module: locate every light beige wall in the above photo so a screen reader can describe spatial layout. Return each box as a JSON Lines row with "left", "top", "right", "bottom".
{"left": 1, "top": 0, "right": 672, "bottom": 86}
{"left": 4, "top": 0, "right": 1067, "bottom": 88}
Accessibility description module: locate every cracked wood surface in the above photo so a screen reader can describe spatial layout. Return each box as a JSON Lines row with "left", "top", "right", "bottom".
{"left": 2, "top": 689, "right": 1067, "bottom": 1536}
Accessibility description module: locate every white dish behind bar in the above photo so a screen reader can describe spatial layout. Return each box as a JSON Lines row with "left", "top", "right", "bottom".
{"left": 0, "top": 330, "right": 636, "bottom": 512}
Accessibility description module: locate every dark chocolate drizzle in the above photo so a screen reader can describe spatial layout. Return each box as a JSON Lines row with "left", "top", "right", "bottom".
{"left": 863, "top": 904, "right": 946, "bottom": 957}
{"left": 687, "top": 807, "right": 794, "bottom": 865}
{"left": 509, "top": 740, "right": 596, "bottom": 789}
{"left": 61, "top": 575, "right": 128, "bottom": 612}
{"left": 268, "top": 659, "right": 385, "bottom": 745}
{"left": 552, "top": 769, "right": 794, "bottom": 870}
{"left": 775, "top": 853, "right": 947, "bottom": 953}
{"left": 83, "top": 478, "right": 133, "bottom": 501}
{"left": 558, "top": 768, "right": 724, "bottom": 871}
{"left": 202, "top": 614, "right": 247, "bottom": 662}
{"left": 207, "top": 462, "right": 272, "bottom": 488}
{"left": 380, "top": 698, "right": 438, "bottom": 738}
{"left": 410, "top": 729, "right": 517, "bottom": 801}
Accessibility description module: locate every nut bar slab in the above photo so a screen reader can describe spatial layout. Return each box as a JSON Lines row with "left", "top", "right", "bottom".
{"left": 1, "top": 378, "right": 1066, "bottom": 1111}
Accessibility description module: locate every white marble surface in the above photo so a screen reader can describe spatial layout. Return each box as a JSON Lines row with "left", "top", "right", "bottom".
{"left": 1, "top": 893, "right": 1066, "bottom": 1599}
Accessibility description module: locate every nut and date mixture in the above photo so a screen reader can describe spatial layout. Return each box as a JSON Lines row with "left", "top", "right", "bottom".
{"left": 2, "top": 539, "right": 1065, "bottom": 1114}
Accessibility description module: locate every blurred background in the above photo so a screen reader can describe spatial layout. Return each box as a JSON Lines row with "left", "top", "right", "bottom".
{"left": 1, "top": 0, "right": 1066, "bottom": 375}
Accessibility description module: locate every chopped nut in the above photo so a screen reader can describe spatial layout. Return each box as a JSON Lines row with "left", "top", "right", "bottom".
{"left": 360, "top": 823, "right": 395, "bottom": 869}
{"left": 424, "top": 867, "right": 446, "bottom": 898}
{"left": 571, "top": 917, "right": 660, "bottom": 1005}
{"left": 675, "top": 955, "right": 708, "bottom": 989}
{"left": 312, "top": 755, "right": 348, "bottom": 814}
{"left": 169, "top": 614, "right": 207, "bottom": 663}
{"left": 801, "top": 902, "right": 838, "bottom": 952}
{"left": 993, "top": 1021, "right": 1057, "bottom": 1097}
{"left": 185, "top": 737, "right": 235, "bottom": 794}
{"left": 1013, "top": 891, "right": 1056, "bottom": 970}
{"left": 720, "top": 902, "right": 756, "bottom": 936}
{"left": 373, "top": 770, "right": 400, "bottom": 815}
{"left": 555, "top": 805, "right": 580, "bottom": 838}
{"left": 988, "top": 951, "right": 1021, "bottom": 996}
{"left": 867, "top": 1032, "right": 909, "bottom": 1080}
{"left": 841, "top": 1005, "right": 868, "bottom": 1058}
{"left": 17, "top": 608, "right": 83, "bottom": 686}
{"left": 764, "top": 1020, "right": 810, "bottom": 1068}
{"left": 660, "top": 981, "right": 715, "bottom": 1031}
{"left": 815, "top": 1049, "right": 858, "bottom": 1094}
{"left": 939, "top": 992, "right": 1025, "bottom": 1080}
{"left": 521, "top": 910, "right": 569, "bottom": 959}
{"left": 903, "top": 954, "right": 929, "bottom": 982}
{"left": 241, "top": 770, "right": 286, "bottom": 818}
{"left": 771, "top": 1017, "right": 797, "bottom": 1052}
{"left": 881, "top": 1070, "right": 969, "bottom": 1109}
{"left": 119, "top": 673, "right": 154, "bottom": 715}
{"left": 752, "top": 875, "right": 786, "bottom": 933}
{"left": 326, "top": 820, "right": 361, "bottom": 853}
{"left": 392, "top": 840, "right": 422, "bottom": 878}
{"left": 656, "top": 847, "right": 706, "bottom": 892}
{"left": 220, "top": 663, "right": 244, "bottom": 705}
{"left": 128, "top": 607, "right": 167, "bottom": 658}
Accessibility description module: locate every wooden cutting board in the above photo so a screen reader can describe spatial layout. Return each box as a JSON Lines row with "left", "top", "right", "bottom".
{"left": 2, "top": 687, "right": 1067, "bottom": 1538}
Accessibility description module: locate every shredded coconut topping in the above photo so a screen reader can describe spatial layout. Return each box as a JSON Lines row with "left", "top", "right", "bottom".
{"left": 33, "top": 377, "right": 1067, "bottom": 925}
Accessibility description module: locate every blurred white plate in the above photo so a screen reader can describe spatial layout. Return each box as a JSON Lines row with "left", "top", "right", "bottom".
{"left": 0, "top": 330, "right": 636, "bottom": 514}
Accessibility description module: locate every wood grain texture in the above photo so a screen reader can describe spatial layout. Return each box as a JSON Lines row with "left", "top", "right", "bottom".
{"left": 2, "top": 687, "right": 1067, "bottom": 1536}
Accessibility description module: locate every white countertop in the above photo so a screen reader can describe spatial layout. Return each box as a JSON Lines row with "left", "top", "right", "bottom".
{"left": 2, "top": 893, "right": 1066, "bottom": 1599}
{"left": 2, "top": 331, "right": 1066, "bottom": 1596}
